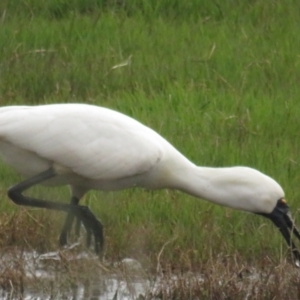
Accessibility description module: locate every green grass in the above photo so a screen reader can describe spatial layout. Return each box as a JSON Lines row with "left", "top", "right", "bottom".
{"left": 0, "top": 0, "right": 300, "bottom": 270}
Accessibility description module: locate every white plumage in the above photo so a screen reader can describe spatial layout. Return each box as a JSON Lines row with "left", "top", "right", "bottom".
{"left": 0, "top": 105, "right": 162, "bottom": 182}
{"left": 0, "top": 103, "right": 299, "bottom": 260}
{"left": 0, "top": 104, "right": 282, "bottom": 210}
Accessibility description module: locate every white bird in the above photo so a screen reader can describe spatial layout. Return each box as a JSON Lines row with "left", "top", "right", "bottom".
{"left": 0, "top": 103, "right": 299, "bottom": 260}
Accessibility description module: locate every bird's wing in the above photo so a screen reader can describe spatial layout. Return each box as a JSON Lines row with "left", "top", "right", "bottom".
{"left": 0, "top": 104, "right": 164, "bottom": 180}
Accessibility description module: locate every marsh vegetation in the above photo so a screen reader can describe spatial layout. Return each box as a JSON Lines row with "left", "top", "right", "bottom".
{"left": 0, "top": 0, "right": 300, "bottom": 298}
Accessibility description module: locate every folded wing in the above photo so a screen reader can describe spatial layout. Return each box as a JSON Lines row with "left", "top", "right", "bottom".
{"left": 0, "top": 104, "right": 164, "bottom": 180}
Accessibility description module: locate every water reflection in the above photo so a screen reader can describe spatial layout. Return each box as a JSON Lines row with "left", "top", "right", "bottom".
{"left": 2, "top": 247, "right": 280, "bottom": 299}
{"left": 0, "top": 248, "right": 154, "bottom": 299}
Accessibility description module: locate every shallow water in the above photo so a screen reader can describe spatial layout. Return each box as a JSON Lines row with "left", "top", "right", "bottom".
{"left": 0, "top": 247, "right": 299, "bottom": 300}
{"left": 0, "top": 248, "right": 155, "bottom": 299}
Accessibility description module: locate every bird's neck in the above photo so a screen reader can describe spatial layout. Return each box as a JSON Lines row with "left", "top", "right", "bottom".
{"left": 173, "top": 166, "right": 227, "bottom": 204}
{"left": 169, "top": 164, "right": 255, "bottom": 212}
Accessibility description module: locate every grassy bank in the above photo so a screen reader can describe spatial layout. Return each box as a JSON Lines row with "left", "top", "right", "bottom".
{"left": 0, "top": 0, "right": 300, "bottom": 277}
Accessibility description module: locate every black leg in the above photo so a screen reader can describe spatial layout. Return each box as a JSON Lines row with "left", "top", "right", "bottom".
{"left": 59, "top": 196, "right": 80, "bottom": 246}
{"left": 7, "top": 169, "right": 104, "bottom": 254}
{"left": 74, "top": 214, "right": 83, "bottom": 238}
{"left": 60, "top": 197, "right": 95, "bottom": 248}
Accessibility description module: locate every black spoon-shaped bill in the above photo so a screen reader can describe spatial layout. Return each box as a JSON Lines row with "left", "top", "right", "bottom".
{"left": 260, "top": 198, "right": 300, "bottom": 264}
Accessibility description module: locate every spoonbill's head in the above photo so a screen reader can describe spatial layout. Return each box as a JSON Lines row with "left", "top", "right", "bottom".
{"left": 259, "top": 198, "right": 300, "bottom": 265}
{"left": 206, "top": 167, "right": 300, "bottom": 264}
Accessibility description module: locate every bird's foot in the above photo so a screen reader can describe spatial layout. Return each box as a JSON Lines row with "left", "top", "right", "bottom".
{"left": 71, "top": 205, "right": 104, "bottom": 254}
{"left": 59, "top": 217, "right": 82, "bottom": 245}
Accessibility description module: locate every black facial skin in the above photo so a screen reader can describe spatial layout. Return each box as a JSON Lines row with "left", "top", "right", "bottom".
{"left": 259, "top": 199, "right": 300, "bottom": 262}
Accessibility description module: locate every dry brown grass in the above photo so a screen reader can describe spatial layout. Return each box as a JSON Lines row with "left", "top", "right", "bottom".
{"left": 0, "top": 207, "right": 299, "bottom": 299}
{"left": 0, "top": 245, "right": 299, "bottom": 299}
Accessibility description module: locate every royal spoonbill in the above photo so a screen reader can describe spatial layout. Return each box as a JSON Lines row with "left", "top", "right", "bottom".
{"left": 0, "top": 103, "right": 299, "bottom": 261}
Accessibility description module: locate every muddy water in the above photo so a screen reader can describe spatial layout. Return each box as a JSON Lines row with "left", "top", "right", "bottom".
{"left": 0, "top": 248, "right": 158, "bottom": 299}
{"left": 1, "top": 247, "right": 299, "bottom": 299}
